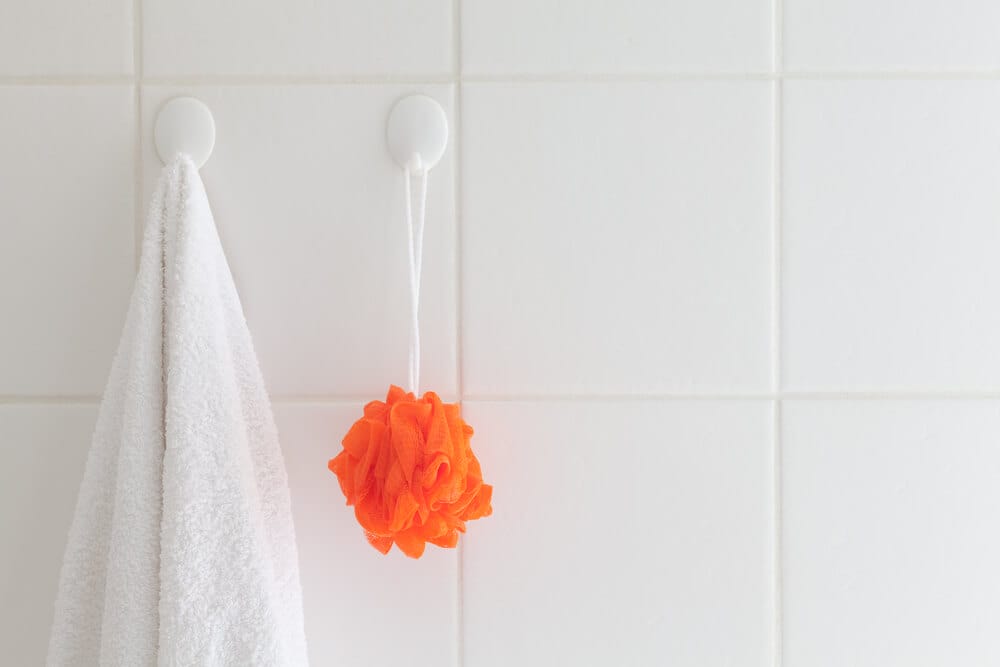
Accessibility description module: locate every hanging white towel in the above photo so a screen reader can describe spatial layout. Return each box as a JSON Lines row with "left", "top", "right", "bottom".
{"left": 47, "top": 155, "right": 308, "bottom": 666}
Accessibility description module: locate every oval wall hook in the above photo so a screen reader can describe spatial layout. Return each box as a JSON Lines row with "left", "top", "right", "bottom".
{"left": 386, "top": 94, "right": 448, "bottom": 173}
{"left": 154, "top": 97, "right": 216, "bottom": 168}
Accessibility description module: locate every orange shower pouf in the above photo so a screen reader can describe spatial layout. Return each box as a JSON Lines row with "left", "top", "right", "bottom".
{"left": 328, "top": 385, "right": 493, "bottom": 558}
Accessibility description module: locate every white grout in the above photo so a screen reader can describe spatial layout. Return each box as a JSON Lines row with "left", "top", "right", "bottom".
{"left": 8, "top": 70, "right": 1000, "bottom": 88}
{"left": 321, "top": 391, "right": 1000, "bottom": 402}
{"left": 8, "top": 392, "right": 1000, "bottom": 406}
{"left": 772, "top": 0, "right": 784, "bottom": 664}
{"left": 780, "top": 69, "right": 1000, "bottom": 80}
{"left": 0, "top": 396, "right": 102, "bottom": 405}
{"left": 773, "top": 399, "right": 783, "bottom": 667}
{"left": 139, "top": 74, "right": 457, "bottom": 86}
{"left": 0, "top": 76, "right": 135, "bottom": 85}
{"left": 132, "top": 0, "right": 143, "bottom": 270}
{"left": 452, "top": 2, "right": 466, "bottom": 666}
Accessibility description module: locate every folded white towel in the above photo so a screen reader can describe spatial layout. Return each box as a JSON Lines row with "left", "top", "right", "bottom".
{"left": 48, "top": 155, "right": 308, "bottom": 666}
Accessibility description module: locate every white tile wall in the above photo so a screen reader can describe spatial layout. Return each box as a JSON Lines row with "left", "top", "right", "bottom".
{"left": 0, "top": 406, "right": 96, "bottom": 665}
{"left": 0, "top": 0, "right": 133, "bottom": 76}
{"left": 0, "top": 86, "right": 135, "bottom": 396}
{"left": 783, "top": 80, "right": 1000, "bottom": 392}
{"left": 462, "top": 82, "right": 773, "bottom": 396}
{"left": 4, "top": 1, "right": 1000, "bottom": 666}
{"left": 463, "top": 400, "right": 774, "bottom": 667}
{"left": 784, "top": 0, "right": 1000, "bottom": 72}
{"left": 462, "top": 0, "right": 773, "bottom": 75}
{"left": 143, "top": 1, "right": 453, "bottom": 77}
{"left": 783, "top": 401, "right": 1000, "bottom": 666}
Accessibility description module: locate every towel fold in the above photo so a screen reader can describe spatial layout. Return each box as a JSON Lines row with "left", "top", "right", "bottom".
{"left": 48, "top": 155, "right": 308, "bottom": 666}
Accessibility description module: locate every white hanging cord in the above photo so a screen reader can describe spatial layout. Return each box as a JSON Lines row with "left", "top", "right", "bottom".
{"left": 403, "top": 160, "right": 429, "bottom": 395}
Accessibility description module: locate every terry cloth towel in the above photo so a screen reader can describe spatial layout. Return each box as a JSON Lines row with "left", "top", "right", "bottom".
{"left": 47, "top": 155, "right": 308, "bottom": 666}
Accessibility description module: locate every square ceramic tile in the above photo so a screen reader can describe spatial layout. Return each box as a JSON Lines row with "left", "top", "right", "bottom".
{"left": 462, "top": 82, "right": 774, "bottom": 396}
{"left": 463, "top": 400, "right": 774, "bottom": 667}
{"left": 143, "top": 1, "right": 452, "bottom": 77}
{"left": 141, "top": 86, "right": 457, "bottom": 398}
{"left": 785, "top": 0, "right": 1000, "bottom": 71}
{"left": 782, "top": 81, "right": 1000, "bottom": 391}
{"left": 0, "top": 405, "right": 98, "bottom": 665}
{"left": 783, "top": 400, "right": 1000, "bottom": 666}
{"left": 462, "top": 0, "right": 772, "bottom": 74}
{"left": 0, "top": 0, "right": 132, "bottom": 76}
{"left": 0, "top": 86, "right": 135, "bottom": 395}
{"left": 273, "top": 404, "right": 457, "bottom": 667}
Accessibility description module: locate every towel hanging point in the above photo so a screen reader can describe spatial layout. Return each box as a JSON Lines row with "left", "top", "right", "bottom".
{"left": 154, "top": 97, "right": 216, "bottom": 168}
{"left": 386, "top": 94, "right": 448, "bottom": 174}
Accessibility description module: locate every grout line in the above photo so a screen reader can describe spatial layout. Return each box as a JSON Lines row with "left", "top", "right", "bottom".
{"left": 452, "top": 2, "right": 465, "bottom": 666}
{"left": 133, "top": 0, "right": 143, "bottom": 80}
{"left": 268, "top": 394, "right": 387, "bottom": 404}
{"left": 8, "top": 70, "right": 1000, "bottom": 88}
{"left": 463, "top": 393, "right": 779, "bottom": 402}
{"left": 452, "top": 0, "right": 462, "bottom": 82}
{"left": 772, "top": 64, "right": 783, "bottom": 394}
{"left": 0, "top": 396, "right": 102, "bottom": 405}
{"left": 771, "top": 0, "right": 785, "bottom": 667}
{"left": 8, "top": 391, "right": 1000, "bottom": 407}
{"left": 772, "top": 0, "right": 784, "bottom": 662}
{"left": 132, "top": 0, "right": 143, "bottom": 270}
{"left": 773, "top": 0, "right": 782, "bottom": 73}
{"left": 773, "top": 399, "right": 784, "bottom": 667}
{"left": 0, "top": 76, "right": 135, "bottom": 85}
{"left": 778, "top": 391, "right": 1000, "bottom": 399}
{"left": 139, "top": 74, "right": 456, "bottom": 86}
{"left": 460, "top": 391, "right": 1000, "bottom": 401}
{"left": 465, "top": 70, "right": 1000, "bottom": 82}
{"left": 462, "top": 72, "right": 776, "bottom": 83}
{"left": 773, "top": 0, "right": 783, "bottom": 365}
{"left": 780, "top": 69, "right": 1000, "bottom": 80}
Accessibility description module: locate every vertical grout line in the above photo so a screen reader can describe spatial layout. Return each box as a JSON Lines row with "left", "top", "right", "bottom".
{"left": 132, "top": 0, "right": 144, "bottom": 270}
{"left": 773, "top": 399, "right": 783, "bottom": 667}
{"left": 452, "top": 5, "right": 466, "bottom": 667}
{"left": 772, "top": 0, "right": 784, "bottom": 664}
{"left": 452, "top": 0, "right": 463, "bottom": 402}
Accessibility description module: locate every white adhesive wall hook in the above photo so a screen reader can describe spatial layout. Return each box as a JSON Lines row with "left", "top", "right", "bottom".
{"left": 386, "top": 94, "right": 448, "bottom": 173}
{"left": 386, "top": 94, "right": 447, "bottom": 395}
{"left": 154, "top": 97, "right": 216, "bottom": 168}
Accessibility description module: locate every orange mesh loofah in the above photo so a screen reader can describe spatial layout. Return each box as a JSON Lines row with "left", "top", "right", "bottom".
{"left": 328, "top": 385, "right": 493, "bottom": 558}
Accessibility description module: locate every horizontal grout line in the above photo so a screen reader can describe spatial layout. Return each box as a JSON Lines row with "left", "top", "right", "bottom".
{"left": 779, "top": 391, "right": 1000, "bottom": 400}
{"left": 265, "top": 392, "right": 1000, "bottom": 403}
{"left": 140, "top": 74, "right": 456, "bottom": 86}
{"left": 782, "top": 70, "right": 1000, "bottom": 80}
{"left": 461, "top": 72, "right": 776, "bottom": 82}
{"left": 0, "top": 395, "right": 101, "bottom": 405}
{"left": 270, "top": 395, "right": 379, "bottom": 405}
{"left": 466, "top": 70, "right": 1000, "bottom": 82}
{"left": 6, "top": 391, "right": 1000, "bottom": 406}
{"left": 463, "top": 393, "right": 776, "bottom": 402}
{"left": 0, "top": 75, "right": 135, "bottom": 85}
{"left": 5, "top": 70, "right": 1000, "bottom": 87}
{"left": 453, "top": 391, "right": 1000, "bottom": 401}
